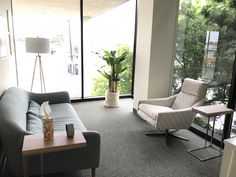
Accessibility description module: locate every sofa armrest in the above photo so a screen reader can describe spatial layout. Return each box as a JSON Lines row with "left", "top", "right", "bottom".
{"left": 81, "top": 131, "right": 101, "bottom": 168}
{"left": 156, "top": 108, "right": 195, "bottom": 129}
{"left": 138, "top": 95, "right": 177, "bottom": 107}
{"left": 1, "top": 127, "right": 31, "bottom": 177}
{"left": 31, "top": 91, "right": 70, "bottom": 105}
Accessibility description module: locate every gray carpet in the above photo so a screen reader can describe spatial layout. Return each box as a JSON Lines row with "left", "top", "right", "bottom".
{"left": 41, "top": 99, "right": 222, "bottom": 177}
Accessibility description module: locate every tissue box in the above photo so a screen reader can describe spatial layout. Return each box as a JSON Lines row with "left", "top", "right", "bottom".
{"left": 43, "top": 117, "right": 54, "bottom": 141}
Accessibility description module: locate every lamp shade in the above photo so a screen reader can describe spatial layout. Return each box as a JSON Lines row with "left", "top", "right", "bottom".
{"left": 25, "top": 37, "right": 50, "bottom": 54}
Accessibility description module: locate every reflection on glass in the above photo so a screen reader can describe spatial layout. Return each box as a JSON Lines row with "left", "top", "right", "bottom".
{"left": 12, "top": 0, "right": 82, "bottom": 98}
{"left": 173, "top": 0, "right": 236, "bottom": 137}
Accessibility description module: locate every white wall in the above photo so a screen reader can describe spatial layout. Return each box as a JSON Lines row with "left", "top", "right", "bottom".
{"left": 0, "top": 0, "right": 16, "bottom": 95}
{"left": 133, "top": 0, "right": 179, "bottom": 109}
{"left": 133, "top": 0, "right": 154, "bottom": 109}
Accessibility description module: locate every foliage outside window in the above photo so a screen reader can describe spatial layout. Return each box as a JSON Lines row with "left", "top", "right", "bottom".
{"left": 173, "top": 0, "right": 236, "bottom": 134}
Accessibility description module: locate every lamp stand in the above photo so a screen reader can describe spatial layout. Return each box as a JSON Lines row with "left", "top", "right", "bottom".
{"left": 31, "top": 54, "right": 46, "bottom": 93}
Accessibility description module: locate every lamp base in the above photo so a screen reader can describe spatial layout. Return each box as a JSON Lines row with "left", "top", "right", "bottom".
{"left": 31, "top": 54, "right": 46, "bottom": 93}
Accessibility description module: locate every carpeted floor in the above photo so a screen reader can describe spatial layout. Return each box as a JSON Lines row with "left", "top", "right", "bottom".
{"left": 24, "top": 99, "right": 222, "bottom": 177}
{"left": 59, "top": 98, "right": 221, "bottom": 177}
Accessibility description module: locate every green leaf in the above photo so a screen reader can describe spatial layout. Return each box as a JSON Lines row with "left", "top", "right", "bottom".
{"left": 120, "top": 67, "right": 127, "bottom": 73}
{"left": 104, "top": 50, "right": 112, "bottom": 58}
{"left": 97, "top": 70, "right": 110, "bottom": 79}
{"left": 117, "top": 52, "right": 128, "bottom": 63}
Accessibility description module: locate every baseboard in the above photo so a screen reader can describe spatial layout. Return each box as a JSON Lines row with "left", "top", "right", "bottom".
{"left": 133, "top": 108, "right": 137, "bottom": 114}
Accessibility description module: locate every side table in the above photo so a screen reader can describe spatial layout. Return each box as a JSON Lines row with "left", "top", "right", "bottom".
{"left": 187, "top": 105, "right": 233, "bottom": 161}
{"left": 22, "top": 130, "right": 87, "bottom": 177}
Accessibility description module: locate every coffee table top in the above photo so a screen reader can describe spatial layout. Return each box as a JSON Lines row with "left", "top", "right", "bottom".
{"left": 192, "top": 105, "right": 233, "bottom": 117}
{"left": 22, "top": 130, "right": 87, "bottom": 156}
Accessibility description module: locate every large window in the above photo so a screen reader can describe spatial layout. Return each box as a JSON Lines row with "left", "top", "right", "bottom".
{"left": 12, "top": 0, "right": 136, "bottom": 99}
{"left": 173, "top": 0, "right": 236, "bottom": 139}
{"left": 83, "top": 0, "right": 135, "bottom": 98}
{"left": 12, "top": 0, "right": 82, "bottom": 97}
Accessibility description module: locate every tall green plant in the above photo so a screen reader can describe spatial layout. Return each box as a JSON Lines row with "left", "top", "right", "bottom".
{"left": 92, "top": 45, "right": 133, "bottom": 96}
{"left": 97, "top": 50, "right": 128, "bottom": 93}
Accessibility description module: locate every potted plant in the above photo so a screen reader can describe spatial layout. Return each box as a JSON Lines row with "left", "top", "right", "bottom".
{"left": 97, "top": 50, "right": 128, "bottom": 107}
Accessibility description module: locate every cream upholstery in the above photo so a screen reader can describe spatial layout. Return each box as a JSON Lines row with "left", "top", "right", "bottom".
{"left": 171, "top": 92, "right": 199, "bottom": 109}
{"left": 137, "top": 78, "right": 208, "bottom": 144}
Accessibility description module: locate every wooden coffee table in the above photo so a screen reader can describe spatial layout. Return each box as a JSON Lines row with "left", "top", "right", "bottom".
{"left": 187, "top": 105, "right": 233, "bottom": 161}
{"left": 22, "top": 130, "right": 87, "bottom": 177}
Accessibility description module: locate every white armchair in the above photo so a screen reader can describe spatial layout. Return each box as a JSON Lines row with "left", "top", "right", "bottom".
{"left": 137, "top": 78, "right": 208, "bottom": 145}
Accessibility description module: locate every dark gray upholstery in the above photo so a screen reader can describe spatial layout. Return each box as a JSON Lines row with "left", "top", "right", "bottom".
{"left": 27, "top": 100, "right": 41, "bottom": 117}
{"left": 0, "top": 87, "right": 100, "bottom": 177}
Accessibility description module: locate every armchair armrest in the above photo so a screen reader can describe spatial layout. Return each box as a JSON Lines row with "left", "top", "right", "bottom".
{"left": 138, "top": 95, "right": 177, "bottom": 107}
{"left": 156, "top": 108, "right": 195, "bottom": 129}
{"left": 31, "top": 91, "right": 70, "bottom": 105}
{"left": 192, "top": 99, "right": 205, "bottom": 107}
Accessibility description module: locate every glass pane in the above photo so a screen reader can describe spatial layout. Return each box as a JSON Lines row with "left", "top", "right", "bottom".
{"left": 83, "top": 0, "right": 136, "bottom": 97}
{"left": 231, "top": 110, "right": 236, "bottom": 137}
{"left": 173, "top": 0, "right": 236, "bottom": 138}
{"left": 231, "top": 53, "right": 236, "bottom": 137}
{"left": 12, "top": 0, "right": 82, "bottom": 98}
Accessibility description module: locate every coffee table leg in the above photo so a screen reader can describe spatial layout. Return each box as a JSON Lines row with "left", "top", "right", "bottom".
{"left": 210, "top": 116, "right": 216, "bottom": 146}
{"left": 220, "top": 115, "right": 226, "bottom": 154}
{"left": 205, "top": 116, "right": 210, "bottom": 147}
{"left": 23, "top": 156, "right": 28, "bottom": 177}
{"left": 40, "top": 154, "right": 44, "bottom": 177}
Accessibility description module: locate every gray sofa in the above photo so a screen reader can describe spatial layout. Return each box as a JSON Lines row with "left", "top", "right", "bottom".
{"left": 0, "top": 87, "right": 100, "bottom": 177}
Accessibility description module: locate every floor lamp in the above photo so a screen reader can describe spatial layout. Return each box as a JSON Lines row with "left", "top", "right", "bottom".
{"left": 25, "top": 37, "right": 50, "bottom": 93}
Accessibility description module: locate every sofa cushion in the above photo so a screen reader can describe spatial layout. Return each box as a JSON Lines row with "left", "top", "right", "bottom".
{"left": 50, "top": 103, "right": 87, "bottom": 132}
{"left": 27, "top": 114, "right": 43, "bottom": 134}
{"left": 27, "top": 100, "right": 41, "bottom": 118}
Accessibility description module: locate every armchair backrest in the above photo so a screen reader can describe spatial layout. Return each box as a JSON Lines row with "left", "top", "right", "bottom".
{"left": 171, "top": 78, "right": 208, "bottom": 110}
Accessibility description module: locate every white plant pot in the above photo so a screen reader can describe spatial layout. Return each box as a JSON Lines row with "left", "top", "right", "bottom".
{"left": 104, "top": 90, "right": 119, "bottom": 107}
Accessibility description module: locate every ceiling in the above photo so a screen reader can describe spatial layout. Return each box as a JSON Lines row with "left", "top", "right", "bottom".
{"left": 12, "top": 0, "right": 129, "bottom": 19}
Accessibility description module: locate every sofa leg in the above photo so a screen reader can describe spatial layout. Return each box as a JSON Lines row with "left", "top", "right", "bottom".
{"left": 92, "top": 168, "right": 96, "bottom": 177}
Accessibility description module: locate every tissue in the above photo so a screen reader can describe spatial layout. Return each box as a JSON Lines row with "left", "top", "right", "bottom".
{"left": 40, "top": 101, "right": 51, "bottom": 118}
